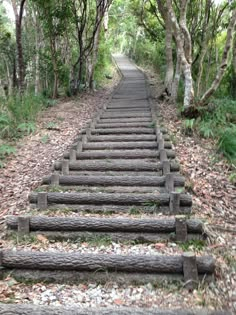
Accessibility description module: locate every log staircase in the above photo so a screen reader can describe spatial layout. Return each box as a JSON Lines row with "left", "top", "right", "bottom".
{"left": 0, "top": 55, "right": 230, "bottom": 314}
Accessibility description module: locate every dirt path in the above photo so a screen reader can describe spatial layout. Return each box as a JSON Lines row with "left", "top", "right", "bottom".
{"left": 0, "top": 57, "right": 234, "bottom": 314}
{"left": 0, "top": 74, "right": 120, "bottom": 220}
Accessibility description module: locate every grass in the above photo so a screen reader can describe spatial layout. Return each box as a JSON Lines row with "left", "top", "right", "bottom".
{"left": 179, "top": 240, "right": 205, "bottom": 251}
{"left": 196, "top": 98, "right": 236, "bottom": 164}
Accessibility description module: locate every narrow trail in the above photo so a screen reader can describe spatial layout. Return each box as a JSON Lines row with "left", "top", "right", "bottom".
{"left": 0, "top": 56, "right": 229, "bottom": 314}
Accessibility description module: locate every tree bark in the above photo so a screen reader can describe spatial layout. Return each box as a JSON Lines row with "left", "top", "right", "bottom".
{"left": 6, "top": 216, "right": 203, "bottom": 233}
{"left": 231, "top": 33, "right": 236, "bottom": 99}
{"left": 171, "top": 52, "right": 181, "bottom": 103}
{"left": 54, "top": 159, "right": 177, "bottom": 172}
{"left": 86, "top": 127, "right": 154, "bottom": 134}
{"left": 0, "top": 250, "right": 214, "bottom": 273}
{"left": 29, "top": 191, "right": 191, "bottom": 206}
{"left": 42, "top": 174, "right": 184, "bottom": 187}
{"left": 11, "top": 0, "right": 26, "bottom": 93}
{"left": 199, "top": 9, "right": 236, "bottom": 106}
{"left": 82, "top": 141, "right": 171, "bottom": 150}
{"left": 166, "top": 0, "right": 194, "bottom": 108}
{"left": 0, "top": 304, "right": 230, "bottom": 315}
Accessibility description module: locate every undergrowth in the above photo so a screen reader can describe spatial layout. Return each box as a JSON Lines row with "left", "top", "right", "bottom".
{"left": 182, "top": 98, "right": 236, "bottom": 166}
{"left": 0, "top": 93, "right": 55, "bottom": 166}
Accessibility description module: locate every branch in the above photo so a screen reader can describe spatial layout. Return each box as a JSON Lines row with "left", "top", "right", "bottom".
{"left": 199, "top": 9, "right": 236, "bottom": 106}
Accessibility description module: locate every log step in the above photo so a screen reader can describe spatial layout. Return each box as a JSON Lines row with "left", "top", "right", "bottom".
{"left": 9, "top": 216, "right": 201, "bottom": 232}
{"left": 95, "top": 122, "right": 153, "bottom": 128}
{"left": 82, "top": 142, "right": 171, "bottom": 150}
{"left": 90, "top": 128, "right": 155, "bottom": 135}
{"left": 0, "top": 249, "right": 215, "bottom": 278}
{"left": 0, "top": 305, "right": 230, "bottom": 315}
{"left": 88, "top": 135, "right": 157, "bottom": 142}
{"left": 7, "top": 216, "right": 203, "bottom": 242}
{"left": 54, "top": 160, "right": 179, "bottom": 172}
{"left": 106, "top": 108, "right": 150, "bottom": 112}
{"left": 29, "top": 191, "right": 192, "bottom": 208}
{"left": 43, "top": 175, "right": 184, "bottom": 187}
{"left": 64, "top": 149, "right": 176, "bottom": 160}
{"left": 100, "top": 112, "right": 151, "bottom": 119}
{"left": 99, "top": 117, "right": 152, "bottom": 123}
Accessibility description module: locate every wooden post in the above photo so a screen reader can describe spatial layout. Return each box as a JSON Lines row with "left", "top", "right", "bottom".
{"left": 175, "top": 215, "right": 187, "bottom": 242}
{"left": 158, "top": 138, "right": 165, "bottom": 150}
{"left": 50, "top": 174, "right": 59, "bottom": 186}
{"left": 69, "top": 149, "right": 76, "bottom": 161}
{"left": 165, "top": 173, "right": 174, "bottom": 192}
{"left": 82, "top": 135, "right": 87, "bottom": 146}
{"left": 37, "top": 192, "right": 48, "bottom": 210}
{"left": 77, "top": 142, "right": 83, "bottom": 152}
{"left": 183, "top": 252, "right": 199, "bottom": 290}
{"left": 159, "top": 149, "right": 168, "bottom": 162}
{"left": 18, "top": 216, "right": 30, "bottom": 234}
{"left": 62, "top": 160, "right": 69, "bottom": 175}
{"left": 170, "top": 192, "right": 180, "bottom": 213}
{"left": 162, "top": 161, "right": 171, "bottom": 175}
{"left": 86, "top": 129, "right": 91, "bottom": 139}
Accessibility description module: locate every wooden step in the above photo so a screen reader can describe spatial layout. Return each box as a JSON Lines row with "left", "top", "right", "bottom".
{"left": 64, "top": 149, "right": 176, "bottom": 160}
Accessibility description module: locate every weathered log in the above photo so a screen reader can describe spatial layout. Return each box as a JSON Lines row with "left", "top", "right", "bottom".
{"left": 29, "top": 192, "right": 192, "bottom": 206}
{"left": 64, "top": 149, "right": 175, "bottom": 160}
{"left": 0, "top": 305, "right": 230, "bottom": 315}
{"left": 95, "top": 122, "right": 152, "bottom": 128}
{"left": 106, "top": 108, "right": 150, "bottom": 112}
{"left": 54, "top": 160, "right": 179, "bottom": 172}
{"left": 100, "top": 112, "right": 151, "bottom": 119}
{"left": 42, "top": 174, "right": 185, "bottom": 187}
{"left": 89, "top": 128, "right": 155, "bottom": 135}
{"left": 89, "top": 135, "right": 157, "bottom": 142}
{"left": 6, "top": 216, "right": 203, "bottom": 233}
{"left": 99, "top": 117, "right": 152, "bottom": 123}
{"left": 82, "top": 142, "right": 171, "bottom": 150}
{"left": 0, "top": 250, "right": 214, "bottom": 274}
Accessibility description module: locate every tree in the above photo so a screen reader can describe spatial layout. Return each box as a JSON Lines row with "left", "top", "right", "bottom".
{"left": 11, "top": 0, "right": 26, "bottom": 93}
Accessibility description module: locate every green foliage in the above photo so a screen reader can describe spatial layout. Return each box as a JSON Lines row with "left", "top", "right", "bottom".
{"left": 195, "top": 98, "right": 236, "bottom": 163}
{"left": 41, "top": 134, "right": 50, "bottom": 144}
{"left": 17, "top": 122, "right": 36, "bottom": 135}
{"left": 179, "top": 240, "right": 205, "bottom": 251}
{"left": 0, "top": 93, "right": 49, "bottom": 139}
{"left": 182, "top": 118, "right": 195, "bottom": 135}
{"left": 218, "top": 128, "right": 236, "bottom": 163}
{"left": 0, "top": 144, "right": 16, "bottom": 167}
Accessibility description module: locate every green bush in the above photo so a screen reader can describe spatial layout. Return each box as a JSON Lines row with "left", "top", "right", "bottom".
{"left": 0, "top": 93, "right": 49, "bottom": 139}
{"left": 218, "top": 128, "right": 236, "bottom": 163}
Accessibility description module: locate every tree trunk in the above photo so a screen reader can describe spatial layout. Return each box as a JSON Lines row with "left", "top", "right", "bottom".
{"left": 50, "top": 37, "right": 59, "bottom": 98}
{"left": 11, "top": 0, "right": 26, "bottom": 94}
{"left": 199, "top": 9, "right": 236, "bottom": 106}
{"left": 166, "top": 0, "right": 194, "bottom": 108}
{"left": 164, "top": 11, "right": 174, "bottom": 95}
{"left": 87, "top": 23, "right": 102, "bottom": 90}
{"left": 171, "top": 52, "right": 181, "bottom": 103}
{"left": 232, "top": 34, "right": 236, "bottom": 99}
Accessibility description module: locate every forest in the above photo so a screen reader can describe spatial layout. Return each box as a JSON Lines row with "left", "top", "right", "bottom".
{"left": 0, "top": 0, "right": 236, "bottom": 170}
